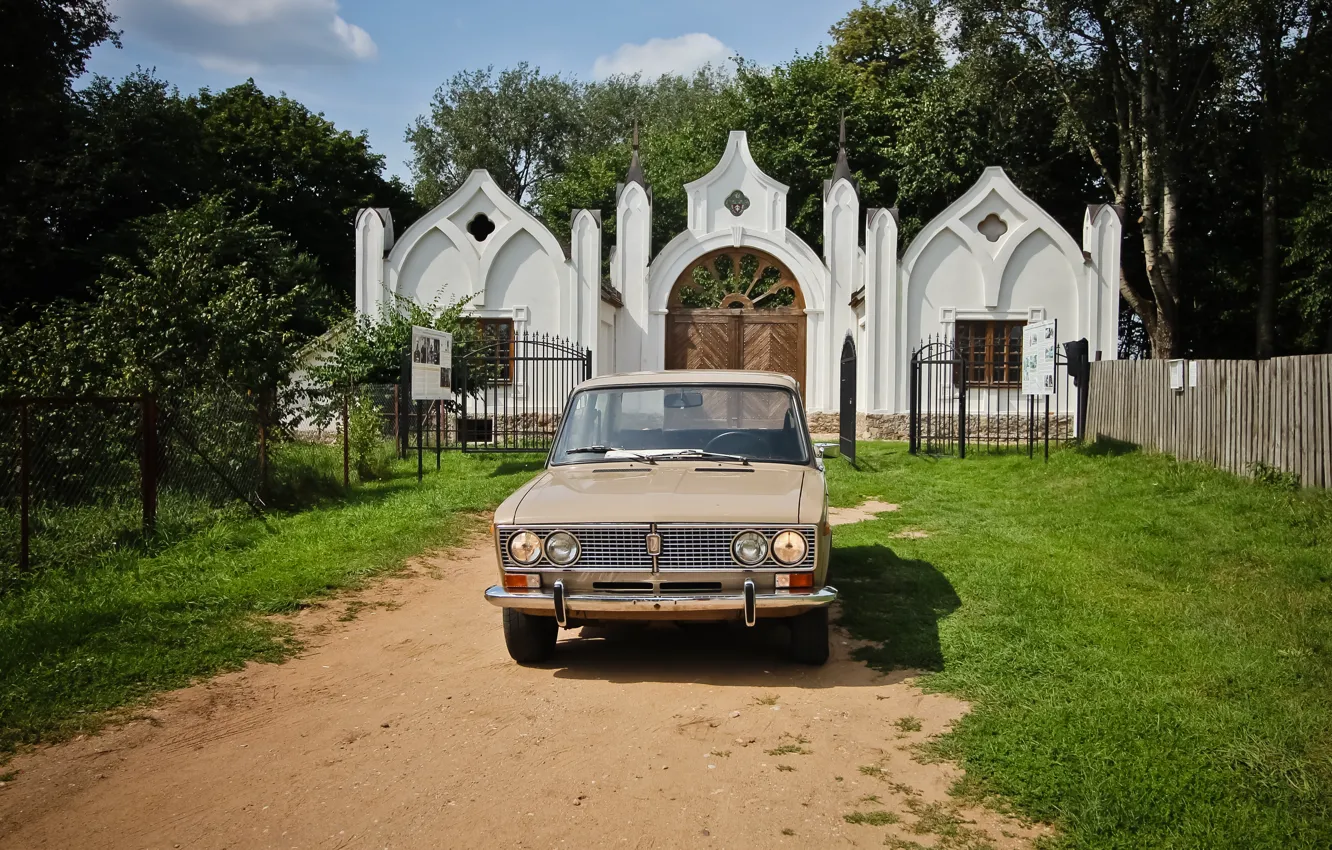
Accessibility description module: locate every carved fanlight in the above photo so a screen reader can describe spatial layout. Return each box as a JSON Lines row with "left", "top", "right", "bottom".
{"left": 670, "top": 249, "right": 803, "bottom": 310}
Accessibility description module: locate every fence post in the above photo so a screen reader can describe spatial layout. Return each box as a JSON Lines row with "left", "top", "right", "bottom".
{"left": 141, "top": 394, "right": 158, "bottom": 536}
{"left": 1044, "top": 395, "right": 1051, "bottom": 463}
{"left": 19, "top": 402, "right": 30, "bottom": 573}
{"left": 416, "top": 400, "right": 424, "bottom": 482}
{"left": 392, "top": 383, "right": 400, "bottom": 458}
{"left": 342, "top": 386, "right": 350, "bottom": 488}
{"left": 957, "top": 363, "right": 968, "bottom": 459}
{"left": 435, "top": 401, "right": 441, "bottom": 470}
{"left": 908, "top": 356, "right": 919, "bottom": 454}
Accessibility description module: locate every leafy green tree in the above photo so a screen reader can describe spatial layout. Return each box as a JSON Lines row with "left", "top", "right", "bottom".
{"left": 196, "top": 81, "right": 418, "bottom": 317}
{"left": 407, "top": 64, "right": 583, "bottom": 206}
{"left": 0, "top": 196, "right": 315, "bottom": 400}
{"left": 0, "top": 0, "right": 118, "bottom": 310}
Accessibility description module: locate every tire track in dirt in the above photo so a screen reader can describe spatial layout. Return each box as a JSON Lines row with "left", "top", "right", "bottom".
{"left": 0, "top": 537, "right": 1050, "bottom": 849}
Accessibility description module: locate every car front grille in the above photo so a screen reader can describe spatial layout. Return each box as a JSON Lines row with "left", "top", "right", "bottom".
{"left": 497, "top": 524, "right": 816, "bottom": 570}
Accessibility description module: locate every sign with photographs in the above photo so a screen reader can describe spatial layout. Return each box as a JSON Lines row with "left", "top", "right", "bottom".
{"left": 1022, "top": 319, "right": 1058, "bottom": 397}
{"left": 410, "top": 326, "right": 452, "bottom": 401}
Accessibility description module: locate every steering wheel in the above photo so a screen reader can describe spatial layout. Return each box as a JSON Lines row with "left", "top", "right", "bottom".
{"left": 704, "top": 431, "right": 764, "bottom": 455}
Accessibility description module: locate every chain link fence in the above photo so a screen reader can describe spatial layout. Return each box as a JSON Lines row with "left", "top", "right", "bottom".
{"left": 0, "top": 387, "right": 264, "bottom": 590}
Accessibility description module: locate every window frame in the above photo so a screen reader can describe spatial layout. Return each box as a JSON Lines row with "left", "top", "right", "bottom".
{"left": 476, "top": 318, "right": 515, "bottom": 384}
{"left": 955, "top": 319, "right": 1025, "bottom": 388}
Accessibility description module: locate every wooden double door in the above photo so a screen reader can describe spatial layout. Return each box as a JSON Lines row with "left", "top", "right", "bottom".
{"left": 665, "top": 307, "right": 806, "bottom": 397}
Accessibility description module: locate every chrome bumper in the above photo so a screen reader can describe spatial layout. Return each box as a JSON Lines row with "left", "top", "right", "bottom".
{"left": 485, "top": 582, "right": 837, "bottom": 623}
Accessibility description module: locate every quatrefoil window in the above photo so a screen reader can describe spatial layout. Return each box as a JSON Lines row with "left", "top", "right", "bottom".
{"left": 466, "top": 213, "right": 496, "bottom": 242}
{"left": 977, "top": 213, "right": 1008, "bottom": 243}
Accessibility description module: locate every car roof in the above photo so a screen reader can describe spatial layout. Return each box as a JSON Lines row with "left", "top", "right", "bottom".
{"left": 576, "top": 370, "right": 800, "bottom": 391}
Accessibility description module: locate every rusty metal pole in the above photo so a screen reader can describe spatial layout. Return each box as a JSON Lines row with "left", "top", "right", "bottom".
{"left": 342, "top": 387, "right": 350, "bottom": 488}
{"left": 19, "top": 402, "right": 30, "bottom": 573}
{"left": 141, "top": 395, "right": 158, "bottom": 536}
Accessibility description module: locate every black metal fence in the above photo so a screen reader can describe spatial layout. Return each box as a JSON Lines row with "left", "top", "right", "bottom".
{"left": 908, "top": 335, "right": 1089, "bottom": 458}
{"left": 456, "top": 332, "right": 591, "bottom": 453}
{"left": 1, "top": 387, "right": 263, "bottom": 586}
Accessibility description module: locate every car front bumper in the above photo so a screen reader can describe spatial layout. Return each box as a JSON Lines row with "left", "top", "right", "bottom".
{"left": 484, "top": 580, "right": 837, "bottom": 627}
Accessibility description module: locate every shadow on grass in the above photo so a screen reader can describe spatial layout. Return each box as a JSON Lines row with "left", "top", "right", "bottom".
{"left": 1080, "top": 435, "right": 1140, "bottom": 457}
{"left": 490, "top": 459, "right": 547, "bottom": 477}
{"left": 832, "top": 544, "right": 959, "bottom": 672}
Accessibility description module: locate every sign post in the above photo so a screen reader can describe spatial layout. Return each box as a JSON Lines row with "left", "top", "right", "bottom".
{"left": 1022, "top": 319, "right": 1057, "bottom": 463}
{"left": 409, "top": 326, "right": 453, "bottom": 479}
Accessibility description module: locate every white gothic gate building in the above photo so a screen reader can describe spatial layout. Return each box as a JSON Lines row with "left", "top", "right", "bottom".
{"left": 354, "top": 128, "right": 1122, "bottom": 432}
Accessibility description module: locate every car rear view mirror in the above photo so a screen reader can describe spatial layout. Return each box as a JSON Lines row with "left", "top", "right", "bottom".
{"left": 664, "top": 391, "right": 704, "bottom": 409}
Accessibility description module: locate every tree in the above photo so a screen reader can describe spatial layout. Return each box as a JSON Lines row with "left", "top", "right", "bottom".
{"left": 0, "top": 0, "right": 118, "bottom": 310}
{"left": 0, "top": 197, "right": 316, "bottom": 399}
{"left": 196, "top": 81, "right": 418, "bottom": 317}
{"left": 947, "top": 0, "right": 1230, "bottom": 358}
{"left": 407, "top": 64, "right": 583, "bottom": 207}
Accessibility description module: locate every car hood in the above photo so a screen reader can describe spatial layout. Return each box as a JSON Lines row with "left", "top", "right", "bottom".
{"left": 509, "top": 463, "right": 814, "bottom": 525}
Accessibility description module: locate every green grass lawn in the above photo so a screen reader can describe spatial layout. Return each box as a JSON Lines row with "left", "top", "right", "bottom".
{"left": 827, "top": 442, "right": 1332, "bottom": 849}
{"left": 0, "top": 447, "right": 544, "bottom": 754}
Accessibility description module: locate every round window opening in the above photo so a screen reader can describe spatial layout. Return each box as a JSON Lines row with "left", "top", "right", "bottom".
{"left": 467, "top": 213, "right": 496, "bottom": 242}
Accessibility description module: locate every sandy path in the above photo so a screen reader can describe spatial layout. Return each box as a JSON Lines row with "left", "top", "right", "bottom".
{"left": 0, "top": 536, "right": 1043, "bottom": 849}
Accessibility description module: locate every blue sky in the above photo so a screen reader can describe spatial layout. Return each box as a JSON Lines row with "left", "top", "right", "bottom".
{"left": 87, "top": 0, "right": 862, "bottom": 182}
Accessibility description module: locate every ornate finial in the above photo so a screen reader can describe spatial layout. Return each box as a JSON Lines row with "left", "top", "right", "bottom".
{"left": 832, "top": 110, "right": 854, "bottom": 186}
{"left": 623, "top": 118, "right": 649, "bottom": 192}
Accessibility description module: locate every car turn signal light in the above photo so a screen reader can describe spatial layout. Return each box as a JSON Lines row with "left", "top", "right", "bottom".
{"left": 503, "top": 573, "right": 541, "bottom": 590}
{"left": 775, "top": 572, "right": 814, "bottom": 589}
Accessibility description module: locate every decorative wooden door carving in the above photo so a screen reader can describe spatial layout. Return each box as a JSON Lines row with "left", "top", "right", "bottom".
{"left": 664, "top": 249, "right": 806, "bottom": 395}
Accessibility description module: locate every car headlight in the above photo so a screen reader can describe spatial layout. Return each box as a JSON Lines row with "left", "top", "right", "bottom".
{"left": 508, "top": 530, "right": 542, "bottom": 565}
{"left": 771, "top": 530, "right": 807, "bottom": 565}
{"left": 543, "top": 531, "right": 581, "bottom": 566}
{"left": 732, "top": 530, "right": 769, "bottom": 565}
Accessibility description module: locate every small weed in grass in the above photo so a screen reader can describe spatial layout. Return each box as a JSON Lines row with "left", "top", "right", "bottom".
{"left": 776, "top": 764, "right": 795, "bottom": 772}
{"left": 859, "top": 794, "right": 883, "bottom": 804}
{"left": 859, "top": 764, "right": 885, "bottom": 777}
{"left": 834, "top": 775, "right": 844, "bottom": 782}
{"left": 886, "top": 782, "right": 921, "bottom": 798}
{"left": 844, "top": 810, "right": 901, "bottom": 826}
{"left": 883, "top": 838, "right": 928, "bottom": 850}
{"left": 709, "top": 749, "right": 731, "bottom": 758}
{"left": 0, "top": 770, "right": 17, "bottom": 782}
{"left": 753, "top": 694, "right": 779, "bottom": 706}
{"left": 766, "top": 743, "right": 811, "bottom": 756}
{"left": 781, "top": 828, "right": 796, "bottom": 836}
{"left": 893, "top": 716, "right": 922, "bottom": 733}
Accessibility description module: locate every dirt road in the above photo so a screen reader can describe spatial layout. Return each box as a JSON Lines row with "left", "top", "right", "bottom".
{"left": 0, "top": 535, "right": 1043, "bottom": 849}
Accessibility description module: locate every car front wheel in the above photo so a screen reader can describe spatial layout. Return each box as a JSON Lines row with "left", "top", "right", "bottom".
{"left": 502, "top": 608, "right": 557, "bottom": 664}
{"left": 789, "top": 607, "right": 830, "bottom": 665}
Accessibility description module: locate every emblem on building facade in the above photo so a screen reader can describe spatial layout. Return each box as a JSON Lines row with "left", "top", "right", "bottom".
{"left": 725, "top": 190, "right": 750, "bottom": 216}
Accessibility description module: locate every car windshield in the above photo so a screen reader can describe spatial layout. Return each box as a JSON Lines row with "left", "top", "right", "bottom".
{"left": 550, "top": 384, "right": 810, "bottom": 465}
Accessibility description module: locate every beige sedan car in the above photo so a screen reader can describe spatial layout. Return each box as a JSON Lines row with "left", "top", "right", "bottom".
{"left": 485, "top": 370, "right": 836, "bottom": 665}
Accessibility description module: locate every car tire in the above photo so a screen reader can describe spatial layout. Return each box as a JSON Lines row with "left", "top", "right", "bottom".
{"left": 502, "top": 608, "right": 557, "bottom": 664}
{"left": 789, "top": 607, "right": 830, "bottom": 665}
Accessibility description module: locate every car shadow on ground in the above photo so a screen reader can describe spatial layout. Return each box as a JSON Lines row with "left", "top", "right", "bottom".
{"left": 546, "top": 544, "right": 957, "bottom": 687}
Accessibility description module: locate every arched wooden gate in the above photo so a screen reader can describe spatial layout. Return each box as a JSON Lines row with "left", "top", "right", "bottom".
{"left": 664, "top": 249, "right": 806, "bottom": 395}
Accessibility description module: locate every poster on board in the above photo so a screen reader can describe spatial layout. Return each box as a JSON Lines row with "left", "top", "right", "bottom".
{"left": 1022, "top": 319, "right": 1058, "bottom": 397}
{"left": 410, "top": 326, "right": 452, "bottom": 401}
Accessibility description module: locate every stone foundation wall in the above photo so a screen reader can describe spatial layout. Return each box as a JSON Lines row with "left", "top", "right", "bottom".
{"left": 807, "top": 412, "right": 1071, "bottom": 443}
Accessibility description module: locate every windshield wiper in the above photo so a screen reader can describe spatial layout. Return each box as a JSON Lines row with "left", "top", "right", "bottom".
{"left": 654, "top": 449, "right": 751, "bottom": 466}
{"left": 565, "top": 445, "right": 656, "bottom": 464}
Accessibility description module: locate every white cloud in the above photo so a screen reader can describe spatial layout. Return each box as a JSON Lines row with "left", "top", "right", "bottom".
{"left": 114, "top": 0, "right": 377, "bottom": 71}
{"left": 592, "top": 33, "right": 733, "bottom": 80}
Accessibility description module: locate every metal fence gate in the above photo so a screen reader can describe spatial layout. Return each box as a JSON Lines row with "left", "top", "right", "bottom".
{"left": 839, "top": 335, "right": 856, "bottom": 466}
{"left": 457, "top": 332, "right": 591, "bottom": 453}
{"left": 908, "top": 335, "right": 1088, "bottom": 458}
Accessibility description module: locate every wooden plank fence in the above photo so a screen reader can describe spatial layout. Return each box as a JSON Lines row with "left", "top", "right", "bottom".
{"left": 1085, "top": 355, "right": 1332, "bottom": 488}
